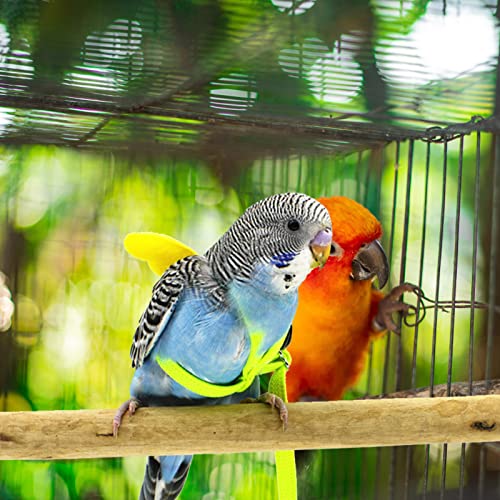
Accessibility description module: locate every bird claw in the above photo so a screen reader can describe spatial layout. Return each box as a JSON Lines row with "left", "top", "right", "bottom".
{"left": 112, "top": 397, "right": 141, "bottom": 437}
{"left": 241, "top": 392, "right": 288, "bottom": 430}
{"left": 374, "top": 283, "right": 416, "bottom": 335}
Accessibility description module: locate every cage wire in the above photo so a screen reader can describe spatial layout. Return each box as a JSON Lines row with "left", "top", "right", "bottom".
{"left": 1, "top": 0, "right": 500, "bottom": 499}
{"left": 1, "top": 134, "right": 499, "bottom": 499}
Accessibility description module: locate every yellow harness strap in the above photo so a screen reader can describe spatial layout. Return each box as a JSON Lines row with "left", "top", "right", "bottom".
{"left": 156, "top": 333, "right": 297, "bottom": 500}
{"left": 269, "top": 354, "right": 297, "bottom": 500}
{"left": 156, "top": 332, "right": 287, "bottom": 398}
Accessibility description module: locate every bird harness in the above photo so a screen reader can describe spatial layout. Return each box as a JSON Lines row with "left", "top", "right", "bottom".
{"left": 156, "top": 331, "right": 297, "bottom": 500}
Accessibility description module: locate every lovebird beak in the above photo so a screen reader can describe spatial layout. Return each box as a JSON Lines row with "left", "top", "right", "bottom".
{"left": 351, "top": 240, "right": 389, "bottom": 288}
{"left": 310, "top": 228, "right": 332, "bottom": 268}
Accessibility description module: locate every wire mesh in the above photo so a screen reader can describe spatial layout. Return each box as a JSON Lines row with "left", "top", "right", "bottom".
{"left": 0, "top": 0, "right": 498, "bottom": 158}
{"left": 0, "top": 129, "right": 499, "bottom": 498}
{"left": 0, "top": 0, "right": 500, "bottom": 498}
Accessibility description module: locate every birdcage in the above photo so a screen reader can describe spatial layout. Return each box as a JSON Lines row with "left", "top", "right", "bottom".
{"left": 0, "top": 0, "right": 499, "bottom": 499}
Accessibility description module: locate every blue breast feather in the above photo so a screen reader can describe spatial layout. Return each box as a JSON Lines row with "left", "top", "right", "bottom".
{"left": 130, "top": 264, "right": 298, "bottom": 402}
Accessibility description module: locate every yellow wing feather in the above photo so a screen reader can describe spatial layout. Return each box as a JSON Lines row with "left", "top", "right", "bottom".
{"left": 124, "top": 232, "right": 197, "bottom": 275}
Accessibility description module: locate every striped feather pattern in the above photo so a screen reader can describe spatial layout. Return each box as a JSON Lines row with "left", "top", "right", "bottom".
{"left": 206, "top": 192, "right": 331, "bottom": 282}
{"left": 130, "top": 255, "right": 222, "bottom": 368}
{"left": 139, "top": 457, "right": 191, "bottom": 500}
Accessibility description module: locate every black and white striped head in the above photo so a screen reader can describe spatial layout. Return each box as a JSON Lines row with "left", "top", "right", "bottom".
{"left": 206, "top": 192, "right": 332, "bottom": 292}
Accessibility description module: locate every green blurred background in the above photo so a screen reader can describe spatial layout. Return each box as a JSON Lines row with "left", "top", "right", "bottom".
{"left": 0, "top": 0, "right": 499, "bottom": 498}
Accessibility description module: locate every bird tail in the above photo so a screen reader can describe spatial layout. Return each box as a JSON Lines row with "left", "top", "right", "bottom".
{"left": 139, "top": 455, "right": 192, "bottom": 500}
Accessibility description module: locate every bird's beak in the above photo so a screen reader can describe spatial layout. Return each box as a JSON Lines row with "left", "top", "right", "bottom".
{"left": 351, "top": 240, "right": 389, "bottom": 288}
{"left": 310, "top": 228, "right": 332, "bottom": 268}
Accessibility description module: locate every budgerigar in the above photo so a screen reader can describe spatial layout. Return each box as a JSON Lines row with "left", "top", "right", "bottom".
{"left": 114, "top": 192, "right": 332, "bottom": 500}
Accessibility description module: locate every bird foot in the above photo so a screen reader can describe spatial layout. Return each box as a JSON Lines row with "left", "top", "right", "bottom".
{"left": 112, "top": 397, "right": 141, "bottom": 437}
{"left": 373, "top": 283, "right": 416, "bottom": 334}
{"left": 241, "top": 392, "right": 288, "bottom": 430}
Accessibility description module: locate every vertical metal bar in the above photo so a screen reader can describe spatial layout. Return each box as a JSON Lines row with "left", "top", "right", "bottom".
{"left": 469, "top": 131, "right": 481, "bottom": 393}
{"left": 440, "top": 443, "right": 448, "bottom": 500}
{"left": 396, "top": 139, "right": 414, "bottom": 390}
{"left": 459, "top": 133, "right": 482, "bottom": 500}
{"left": 430, "top": 140, "right": 448, "bottom": 395}
{"left": 387, "top": 141, "right": 401, "bottom": 264}
{"left": 485, "top": 134, "right": 499, "bottom": 386}
{"left": 403, "top": 443, "right": 412, "bottom": 500}
{"left": 412, "top": 141, "right": 431, "bottom": 389}
{"left": 478, "top": 445, "right": 486, "bottom": 500}
{"left": 424, "top": 140, "right": 449, "bottom": 498}
{"left": 382, "top": 141, "right": 401, "bottom": 395}
{"left": 458, "top": 443, "right": 467, "bottom": 500}
{"left": 439, "top": 134, "right": 463, "bottom": 499}
{"left": 388, "top": 140, "right": 414, "bottom": 500}
{"left": 446, "top": 134, "right": 463, "bottom": 396}
{"left": 422, "top": 445, "right": 431, "bottom": 500}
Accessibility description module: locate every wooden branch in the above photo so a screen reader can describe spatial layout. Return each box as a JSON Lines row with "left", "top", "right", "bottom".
{"left": 365, "top": 380, "right": 500, "bottom": 399}
{"left": 1, "top": 396, "right": 500, "bottom": 461}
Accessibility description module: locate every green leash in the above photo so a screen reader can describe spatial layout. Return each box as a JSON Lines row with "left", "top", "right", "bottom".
{"left": 156, "top": 333, "right": 297, "bottom": 500}
{"left": 269, "top": 350, "right": 297, "bottom": 500}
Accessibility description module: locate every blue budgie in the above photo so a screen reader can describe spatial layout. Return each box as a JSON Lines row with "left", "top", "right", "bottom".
{"left": 113, "top": 192, "right": 332, "bottom": 500}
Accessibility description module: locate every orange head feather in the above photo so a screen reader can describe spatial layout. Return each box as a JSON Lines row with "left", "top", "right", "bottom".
{"left": 319, "top": 195, "right": 382, "bottom": 256}
{"left": 287, "top": 196, "right": 385, "bottom": 402}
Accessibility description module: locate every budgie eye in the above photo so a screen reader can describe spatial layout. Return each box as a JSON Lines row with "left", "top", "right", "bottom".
{"left": 287, "top": 218, "right": 300, "bottom": 231}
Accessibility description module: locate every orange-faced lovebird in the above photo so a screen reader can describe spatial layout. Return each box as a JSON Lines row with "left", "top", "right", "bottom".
{"left": 286, "top": 196, "right": 407, "bottom": 402}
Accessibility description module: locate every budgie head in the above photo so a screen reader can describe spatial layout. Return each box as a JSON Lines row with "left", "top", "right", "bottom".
{"left": 206, "top": 192, "right": 332, "bottom": 294}
{"left": 308, "top": 196, "right": 388, "bottom": 289}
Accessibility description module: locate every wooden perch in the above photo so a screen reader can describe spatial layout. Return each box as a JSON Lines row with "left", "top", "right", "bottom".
{"left": 1, "top": 396, "right": 500, "bottom": 461}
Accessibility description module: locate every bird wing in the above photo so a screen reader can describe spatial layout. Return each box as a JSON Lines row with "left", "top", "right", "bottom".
{"left": 130, "top": 255, "right": 204, "bottom": 368}
{"left": 124, "top": 232, "right": 197, "bottom": 275}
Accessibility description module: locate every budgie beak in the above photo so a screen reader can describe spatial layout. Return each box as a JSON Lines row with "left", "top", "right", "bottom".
{"left": 310, "top": 228, "right": 332, "bottom": 268}
{"left": 351, "top": 239, "right": 389, "bottom": 288}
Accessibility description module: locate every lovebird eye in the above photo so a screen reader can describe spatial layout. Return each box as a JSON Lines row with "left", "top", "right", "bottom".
{"left": 287, "top": 219, "right": 300, "bottom": 231}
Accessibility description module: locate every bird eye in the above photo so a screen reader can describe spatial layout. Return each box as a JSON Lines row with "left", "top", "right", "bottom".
{"left": 287, "top": 219, "right": 300, "bottom": 231}
{"left": 331, "top": 243, "right": 336, "bottom": 255}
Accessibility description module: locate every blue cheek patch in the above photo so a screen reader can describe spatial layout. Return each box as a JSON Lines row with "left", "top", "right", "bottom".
{"left": 270, "top": 252, "right": 297, "bottom": 268}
